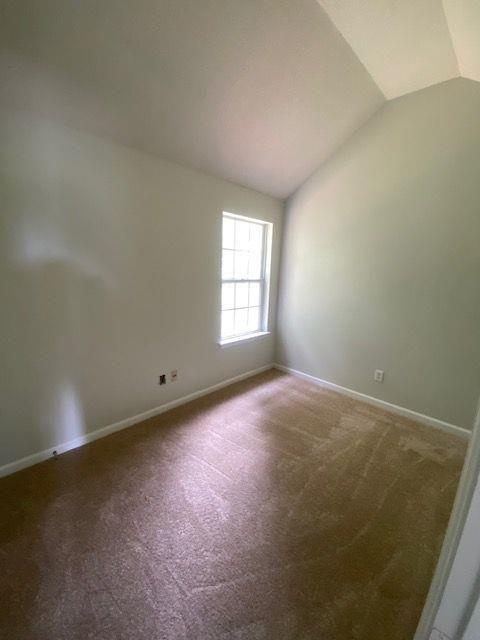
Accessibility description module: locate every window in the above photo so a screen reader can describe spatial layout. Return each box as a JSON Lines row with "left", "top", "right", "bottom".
{"left": 220, "top": 212, "right": 272, "bottom": 344}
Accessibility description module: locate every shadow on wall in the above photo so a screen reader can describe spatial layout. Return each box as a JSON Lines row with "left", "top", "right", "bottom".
{"left": 0, "top": 113, "right": 121, "bottom": 465}
{"left": 0, "top": 257, "right": 96, "bottom": 466}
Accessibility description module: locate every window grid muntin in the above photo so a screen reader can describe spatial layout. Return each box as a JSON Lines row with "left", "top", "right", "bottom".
{"left": 221, "top": 214, "right": 268, "bottom": 340}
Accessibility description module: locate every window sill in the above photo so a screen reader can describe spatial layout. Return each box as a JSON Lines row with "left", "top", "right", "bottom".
{"left": 218, "top": 331, "right": 271, "bottom": 347}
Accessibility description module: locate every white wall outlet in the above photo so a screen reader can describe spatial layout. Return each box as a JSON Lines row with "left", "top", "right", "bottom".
{"left": 170, "top": 370, "right": 178, "bottom": 382}
{"left": 374, "top": 369, "right": 384, "bottom": 382}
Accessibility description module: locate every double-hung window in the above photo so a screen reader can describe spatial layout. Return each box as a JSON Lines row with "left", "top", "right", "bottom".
{"left": 220, "top": 212, "right": 272, "bottom": 344}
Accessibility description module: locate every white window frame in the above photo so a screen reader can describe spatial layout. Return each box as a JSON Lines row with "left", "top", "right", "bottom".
{"left": 219, "top": 211, "right": 273, "bottom": 346}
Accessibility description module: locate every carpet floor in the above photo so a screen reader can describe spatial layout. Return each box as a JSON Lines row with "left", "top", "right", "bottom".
{"left": 0, "top": 370, "right": 466, "bottom": 640}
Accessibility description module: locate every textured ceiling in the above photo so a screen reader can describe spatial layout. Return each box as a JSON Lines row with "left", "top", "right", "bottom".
{"left": 0, "top": 0, "right": 478, "bottom": 198}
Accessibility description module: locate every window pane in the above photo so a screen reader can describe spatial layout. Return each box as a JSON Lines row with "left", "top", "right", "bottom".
{"left": 248, "top": 306, "right": 260, "bottom": 332}
{"left": 221, "top": 309, "right": 234, "bottom": 338}
{"left": 221, "top": 214, "right": 271, "bottom": 341}
{"left": 222, "top": 283, "right": 235, "bottom": 310}
{"left": 248, "top": 252, "right": 262, "bottom": 279}
{"left": 235, "top": 282, "right": 249, "bottom": 308}
{"left": 223, "top": 217, "right": 235, "bottom": 249}
{"left": 234, "top": 308, "right": 249, "bottom": 335}
{"left": 234, "top": 251, "right": 249, "bottom": 279}
{"left": 249, "top": 282, "right": 260, "bottom": 307}
{"left": 249, "top": 223, "right": 263, "bottom": 253}
{"left": 235, "top": 220, "right": 250, "bottom": 250}
{"left": 222, "top": 249, "right": 234, "bottom": 279}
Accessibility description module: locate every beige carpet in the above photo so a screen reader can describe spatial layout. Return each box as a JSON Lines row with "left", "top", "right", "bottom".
{"left": 0, "top": 369, "right": 466, "bottom": 640}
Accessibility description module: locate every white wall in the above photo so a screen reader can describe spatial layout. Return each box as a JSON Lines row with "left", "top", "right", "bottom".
{"left": 0, "top": 110, "right": 283, "bottom": 468}
{"left": 425, "top": 399, "right": 480, "bottom": 640}
{"left": 433, "top": 473, "right": 480, "bottom": 638}
{"left": 277, "top": 78, "right": 480, "bottom": 430}
{"left": 463, "top": 589, "right": 480, "bottom": 640}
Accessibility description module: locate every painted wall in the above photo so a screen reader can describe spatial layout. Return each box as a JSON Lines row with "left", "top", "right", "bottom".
{"left": 463, "top": 587, "right": 480, "bottom": 640}
{"left": 433, "top": 473, "right": 480, "bottom": 638}
{"left": 427, "top": 401, "right": 480, "bottom": 640}
{"left": 277, "top": 78, "right": 480, "bottom": 429}
{"left": 0, "top": 110, "right": 283, "bottom": 467}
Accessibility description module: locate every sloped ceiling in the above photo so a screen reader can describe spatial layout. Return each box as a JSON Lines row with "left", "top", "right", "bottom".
{"left": 0, "top": 0, "right": 478, "bottom": 198}
{"left": 318, "top": 0, "right": 480, "bottom": 99}
{"left": 0, "top": 0, "right": 383, "bottom": 199}
{"left": 318, "top": 0, "right": 459, "bottom": 99}
{"left": 443, "top": 0, "right": 480, "bottom": 82}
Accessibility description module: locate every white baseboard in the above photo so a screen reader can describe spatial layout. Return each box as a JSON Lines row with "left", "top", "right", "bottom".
{"left": 0, "top": 364, "right": 274, "bottom": 479}
{"left": 274, "top": 363, "right": 471, "bottom": 441}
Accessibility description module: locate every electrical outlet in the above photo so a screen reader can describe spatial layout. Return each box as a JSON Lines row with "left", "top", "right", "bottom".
{"left": 374, "top": 369, "right": 384, "bottom": 383}
{"left": 170, "top": 370, "right": 178, "bottom": 382}
{"left": 158, "top": 374, "right": 166, "bottom": 385}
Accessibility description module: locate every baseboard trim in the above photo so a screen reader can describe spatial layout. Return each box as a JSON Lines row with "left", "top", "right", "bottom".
{"left": 0, "top": 364, "right": 274, "bottom": 479}
{"left": 274, "top": 363, "right": 471, "bottom": 441}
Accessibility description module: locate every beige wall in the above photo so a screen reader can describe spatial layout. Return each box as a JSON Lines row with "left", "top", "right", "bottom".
{"left": 277, "top": 78, "right": 480, "bottom": 429}
{"left": 0, "top": 110, "right": 283, "bottom": 467}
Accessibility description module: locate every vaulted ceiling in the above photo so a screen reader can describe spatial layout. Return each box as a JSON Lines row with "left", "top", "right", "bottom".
{"left": 0, "top": 1, "right": 478, "bottom": 198}
{"left": 318, "top": 0, "right": 480, "bottom": 99}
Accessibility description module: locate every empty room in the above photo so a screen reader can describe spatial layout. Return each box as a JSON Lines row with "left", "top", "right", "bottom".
{"left": 1, "top": 1, "right": 480, "bottom": 639}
